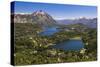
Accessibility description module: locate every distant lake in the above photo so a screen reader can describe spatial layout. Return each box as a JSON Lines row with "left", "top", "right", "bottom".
{"left": 51, "top": 40, "right": 84, "bottom": 51}
{"left": 39, "top": 26, "right": 59, "bottom": 36}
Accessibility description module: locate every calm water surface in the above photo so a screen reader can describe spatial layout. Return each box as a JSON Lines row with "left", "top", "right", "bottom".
{"left": 51, "top": 40, "right": 84, "bottom": 51}
{"left": 39, "top": 27, "right": 59, "bottom": 36}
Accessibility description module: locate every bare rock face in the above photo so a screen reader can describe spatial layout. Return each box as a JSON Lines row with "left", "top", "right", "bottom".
{"left": 12, "top": 10, "right": 57, "bottom": 26}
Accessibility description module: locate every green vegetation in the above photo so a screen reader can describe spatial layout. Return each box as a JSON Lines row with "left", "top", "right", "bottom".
{"left": 14, "top": 23, "right": 97, "bottom": 65}
{"left": 69, "top": 37, "right": 81, "bottom": 40}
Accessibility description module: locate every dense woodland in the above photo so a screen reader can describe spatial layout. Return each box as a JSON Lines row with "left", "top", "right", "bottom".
{"left": 14, "top": 23, "right": 97, "bottom": 65}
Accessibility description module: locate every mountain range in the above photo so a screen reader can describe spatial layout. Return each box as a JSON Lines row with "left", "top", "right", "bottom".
{"left": 57, "top": 18, "right": 97, "bottom": 28}
{"left": 12, "top": 10, "right": 97, "bottom": 28}
{"left": 13, "top": 10, "right": 56, "bottom": 26}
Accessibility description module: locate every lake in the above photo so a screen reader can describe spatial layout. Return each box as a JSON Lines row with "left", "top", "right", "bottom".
{"left": 39, "top": 26, "right": 59, "bottom": 36}
{"left": 51, "top": 40, "right": 84, "bottom": 51}
{"left": 40, "top": 27, "right": 84, "bottom": 51}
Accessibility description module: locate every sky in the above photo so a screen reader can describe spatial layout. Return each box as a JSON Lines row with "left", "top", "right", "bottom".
{"left": 11, "top": 1, "right": 97, "bottom": 20}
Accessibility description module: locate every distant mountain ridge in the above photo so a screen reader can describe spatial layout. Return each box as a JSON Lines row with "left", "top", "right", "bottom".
{"left": 57, "top": 18, "right": 97, "bottom": 28}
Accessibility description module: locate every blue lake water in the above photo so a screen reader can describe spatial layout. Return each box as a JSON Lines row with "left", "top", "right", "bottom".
{"left": 39, "top": 27, "right": 84, "bottom": 51}
{"left": 39, "top": 27, "right": 59, "bottom": 36}
{"left": 51, "top": 40, "right": 84, "bottom": 51}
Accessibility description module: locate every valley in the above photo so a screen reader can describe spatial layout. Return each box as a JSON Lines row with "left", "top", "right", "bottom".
{"left": 12, "top": 10, "right": 97, "bottom": 65}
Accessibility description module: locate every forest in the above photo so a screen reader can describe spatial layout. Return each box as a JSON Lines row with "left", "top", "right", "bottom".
{"left": 14, "top": 23, "right": 97, "bottom": 65}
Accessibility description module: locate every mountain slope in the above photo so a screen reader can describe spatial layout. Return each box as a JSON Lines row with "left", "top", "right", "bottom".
{"left": 31, "top": 10, "right": 57, "bottom": 26}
